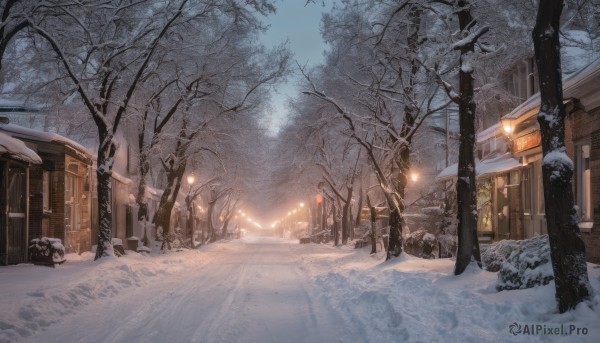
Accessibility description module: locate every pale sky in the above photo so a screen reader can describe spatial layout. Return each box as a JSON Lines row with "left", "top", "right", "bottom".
{"left": 260, "top": 1, "right": 336, "bottom": 134}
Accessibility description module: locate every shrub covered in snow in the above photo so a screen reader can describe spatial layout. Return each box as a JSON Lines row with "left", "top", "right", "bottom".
{"left": 29, "top": 237, "right": 66, "bottom": 266}
{"left": 496, "top": 235, "right": 554, "bottom": 291}
{"left": 404, "top": 229, "right": 438, "bottom": 259}
{"left": 481, "top": 239, "right": 520, "bottom": 272}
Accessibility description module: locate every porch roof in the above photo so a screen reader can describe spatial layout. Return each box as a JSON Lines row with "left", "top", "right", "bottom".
{"left": 436, "top": 154, "right": 521, "bottom": 181}
{"left": 0, "top": 132, "right": 42, "bottom": 164}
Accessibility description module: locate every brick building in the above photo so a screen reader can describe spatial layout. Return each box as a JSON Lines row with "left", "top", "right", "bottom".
{"left": 438, "top": 58, "right": 600, "bottom": 263}
{"left": 0, "top": 123, "right": 94, "bottom": 255}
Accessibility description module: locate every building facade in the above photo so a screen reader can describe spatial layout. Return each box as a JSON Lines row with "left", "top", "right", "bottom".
{"left": 438, "top": 58, "right": 600, "bottom": 263}
{"left": 0, "top": 123, "right": 94, "bottom": 257}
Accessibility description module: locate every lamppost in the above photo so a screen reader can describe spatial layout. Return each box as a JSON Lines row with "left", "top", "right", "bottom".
{"left": 186, "top": 173, "right": 195, "bottom": 248}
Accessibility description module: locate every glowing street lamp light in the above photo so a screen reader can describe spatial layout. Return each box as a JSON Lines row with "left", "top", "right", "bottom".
{"left": 501, "top": 117, "right": 515, "bottom": 135}
{"left": 410, "top": 172, "right": 419, "bottom": 183}
{"left": 300, "top": 202, "right": 304, "bottom": 207}
{"left": 187, "top": 173, "right": 195, "bottom": 185}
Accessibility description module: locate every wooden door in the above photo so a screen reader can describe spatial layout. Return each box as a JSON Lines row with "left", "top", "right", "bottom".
{"left": 7, "top": 165, "right": 26, "bottom": 264}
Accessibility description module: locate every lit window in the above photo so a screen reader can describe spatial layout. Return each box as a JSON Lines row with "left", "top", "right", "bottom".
{"left": 578, "top": 145, "right": 591, "bottom": 221}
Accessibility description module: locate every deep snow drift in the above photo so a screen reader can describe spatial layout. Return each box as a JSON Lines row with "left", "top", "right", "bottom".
{"left": 1, "top": 235, "right": 599, "bottom": 343}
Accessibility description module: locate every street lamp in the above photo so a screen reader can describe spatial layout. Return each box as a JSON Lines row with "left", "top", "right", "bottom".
{"left": 501, "top": 117, "right": 516, "bottom": 135}
{"left": 186, "top": 173, "right": 195, "bottom": 247}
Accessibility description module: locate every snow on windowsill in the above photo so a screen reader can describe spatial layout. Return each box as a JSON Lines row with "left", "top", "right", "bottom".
{"left": 579, "top": 221, "right": 593, "bottom": 233}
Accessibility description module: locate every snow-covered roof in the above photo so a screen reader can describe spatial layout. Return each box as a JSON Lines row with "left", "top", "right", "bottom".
{"left": 0, "top": 132, "right": 42, "bottom": 164}
{"left": 476, "top": 123, "right": 502, "bottom": 144}
{"left": 502, "top": 56, "right": 600, "bottom": 122}
{"left": 0, "top": 123, "right": 93, "bottom": 159}
{"left": 436, "top": 154, "right": 521, "bottom": 181}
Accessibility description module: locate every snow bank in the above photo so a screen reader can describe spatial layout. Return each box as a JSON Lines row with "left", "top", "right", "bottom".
{"left": 295, "top": 242, "right": 600, "bottom": 342}
{"left": 0, "top": 250, "right": 208, "bottom": 342}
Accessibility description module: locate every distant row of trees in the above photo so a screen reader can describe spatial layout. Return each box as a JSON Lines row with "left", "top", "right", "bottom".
{"left": 0, "top": 1, "right": 290, "bottom": 256}
{"left": 274, "top": 0, "right": 598, "bottom": 313}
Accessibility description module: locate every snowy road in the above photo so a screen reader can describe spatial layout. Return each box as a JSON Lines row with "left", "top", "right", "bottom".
{"left": 3, "top": 235, "right": 599, "bottom": 343}
{"left": 24, "top": 237, "right": 348, "bottom": 343}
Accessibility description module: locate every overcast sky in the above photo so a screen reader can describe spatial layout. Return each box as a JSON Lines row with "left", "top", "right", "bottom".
{"left": 260, "top": 1, "right": 336, "bottom": 135}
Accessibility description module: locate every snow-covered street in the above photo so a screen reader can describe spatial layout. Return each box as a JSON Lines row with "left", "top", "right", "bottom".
{"left": 2, "top": 235, "right": 600, "bottom": 343}
{"left": 1, "top": 237, "right": 350, "bottom": 343}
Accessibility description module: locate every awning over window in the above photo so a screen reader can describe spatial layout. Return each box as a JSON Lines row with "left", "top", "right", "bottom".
{"left": 436, "top": 154, "right": 521, "bottom": 181}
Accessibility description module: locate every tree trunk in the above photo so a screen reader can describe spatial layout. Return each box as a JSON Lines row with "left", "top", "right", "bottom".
{"left": 349, "top": 205, "right": 355, "bottom": 241}
{"left": 355, "top": 180, "right": 363, "bottom": 229}
{"left": 94, "top": 132, "right": 117, "bottom": 260}
{"left": 321, "top": 198, "right": 327, "bottom": 236}
{"left": 387, "top": 207, "right": 402, "bottom": 258}
{"left": 532, "top": 0, "right": 591, "bottom": 312}
{"left": 136, "top": 121, "right": 151, "bottom": 247}
{"left": 152, "top": 164, "right": 185, "bottom": 250}
{"left": 332, "top": 204, "right": 340, "bottom": 246}
{"left": 386, "top": 5, "right": 422, "bottom": 261}
{"left": 367, "top": 195, "right": 377, "bottom": 254}
{"left": 454, "top": 0, "right": 482, "bottom": 275}
{"left": 94, "top": 160, "right": 114, "bottom": 260}
{"left": 341, "top": 187, "right": 353, "bottom": 245}
{"left": 222, "top": 218, "right": 231, "bottom": 240}
{"left": 207, "top": 191, "right": 217, "bottom": 243}
{"left": 187, "top": 198, "right": 195, "bottom": 249}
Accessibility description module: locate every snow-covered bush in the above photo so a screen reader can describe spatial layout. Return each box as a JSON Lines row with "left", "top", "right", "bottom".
{"left": 482, "top": 239, "right": 520, "bottom": 272}
{"left": 404, "top": 229, "right": 438, "bottom": 259}
{"left": 496, "top": 235, "right": 553, "bottom": 291}
{"left": 29, "top": 237, "right": 65, "bottom": 266}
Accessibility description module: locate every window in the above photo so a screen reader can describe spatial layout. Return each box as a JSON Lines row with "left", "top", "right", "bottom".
{"left": 496, "top": 175, "right": 510, "bottom": 239}
{"left": 477, "top": 178, "right": 493, "bottom": 232}
{"left": 43, "top": 171, "right": 52, "bottom": 213}
{"left": 578, "top": 145, "right": 592, "bottom": 221}
{"left": 505, "top": 58, "right": 538, "bottom": 103}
